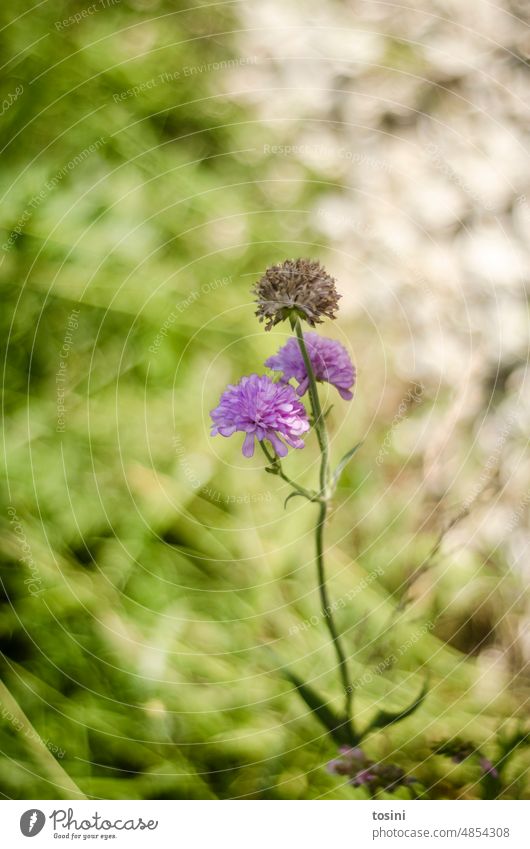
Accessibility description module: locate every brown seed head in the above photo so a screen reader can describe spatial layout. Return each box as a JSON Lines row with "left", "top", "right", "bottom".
{"left": 253, "top": 258, "right": 341, "bottom": 331}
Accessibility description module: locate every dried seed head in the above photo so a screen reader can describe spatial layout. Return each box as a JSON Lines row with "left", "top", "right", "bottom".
{"left": 253, "top": 258, "right": 341, "bottom": 331}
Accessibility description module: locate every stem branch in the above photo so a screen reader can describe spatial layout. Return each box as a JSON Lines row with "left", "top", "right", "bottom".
{"left": 259, "top": 441, "right": 319, "bottom": 502}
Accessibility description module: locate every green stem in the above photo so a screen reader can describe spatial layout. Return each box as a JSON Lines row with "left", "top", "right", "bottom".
{"left": 316, "top": 500, "right": 353, "bottom": 720}
{"left": 294, "top": 318, "right": 353, "bottom": 723}
{"left": 293, "top": 320, "right": 329, "bottom": 496}
{"left": 259, "top": 441, "right": 319, "bottom": 502}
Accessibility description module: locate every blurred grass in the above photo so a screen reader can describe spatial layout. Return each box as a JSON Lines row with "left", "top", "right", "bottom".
{"left": 0, "top": 1, "right": 528, "bottom": 800}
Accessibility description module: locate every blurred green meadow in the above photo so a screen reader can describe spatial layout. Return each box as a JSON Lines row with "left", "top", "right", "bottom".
{"left": 1, "top": 1, "right": 529, "bottom": 799}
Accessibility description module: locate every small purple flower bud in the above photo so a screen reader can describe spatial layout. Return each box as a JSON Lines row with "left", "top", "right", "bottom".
{"left": 326, "top": 758, "right": 351, "bottom": 776}
{"left": 479, "top": 757, "right": 499, "bottom": 779}
{"left": 351, "top": 769, "right": 376, "bottom": 786}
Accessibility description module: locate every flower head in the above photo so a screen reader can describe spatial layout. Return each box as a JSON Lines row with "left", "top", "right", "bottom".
{"left": 253, "top": 258, "right": 341, "bottom": 331}
{"left": 434, "top": 740, "right": 500, "bottom": 781}
{"left": 326, "top": 746, "right": 367, "bottom": 777}
{"left": 266, "top": 332, "right": 356, "bottom": 400}
{"left": 479, "top": 757, "right": 499, "bottom": 779}
{"left": 326, "top": 747, "right": 417, "bottom": 794}
{"left": 326, "top": 746, "right": 365, "bottom": 777}
{"left": 210, "top": 373, "right": 309, "bottom": 458}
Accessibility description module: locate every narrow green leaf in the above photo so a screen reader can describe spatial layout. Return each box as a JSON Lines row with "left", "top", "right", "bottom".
{"left": 332, "top": 441, "right": 363, "bottom": 487}
{"left": 367, "top": 678, "right": 429, "bottom": 733}
{"left": 284, "top": 491, "right": 311, "bottom": 509}
{"left": 283, "top": 669, "right": 355, "bottom": 746}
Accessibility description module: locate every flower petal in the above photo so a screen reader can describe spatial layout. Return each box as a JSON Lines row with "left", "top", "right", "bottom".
{"left": 242, "top": 432, "right": 255, "bottom": 457}
{"left": 267, "top": 431, "right": 288, "bottom": 457}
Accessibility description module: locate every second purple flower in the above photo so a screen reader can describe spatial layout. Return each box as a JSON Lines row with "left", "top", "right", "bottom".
{"left": 266, "top": 332, "right": 356, "bottom": 400}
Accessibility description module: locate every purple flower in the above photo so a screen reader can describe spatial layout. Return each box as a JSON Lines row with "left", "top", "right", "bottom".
{"left": 265, "top": 333, "right": 356, "bottom": 400}
{"left": 326, "top": 746, "right": 417, "bottom": 794}
{"left": 326, "top": 758, "right": 352, "bottom": 776}
{"left": 327, "top": 746, "right": 367, "bottom": 777}
{"left": 351, "top": 768, "right": 377, "bottom": 787}
{"left": 479, "top": 757, "right": 499, "bottom": 779}
{"left": 210, "top": 373, "right": 310, "bottom": 458}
